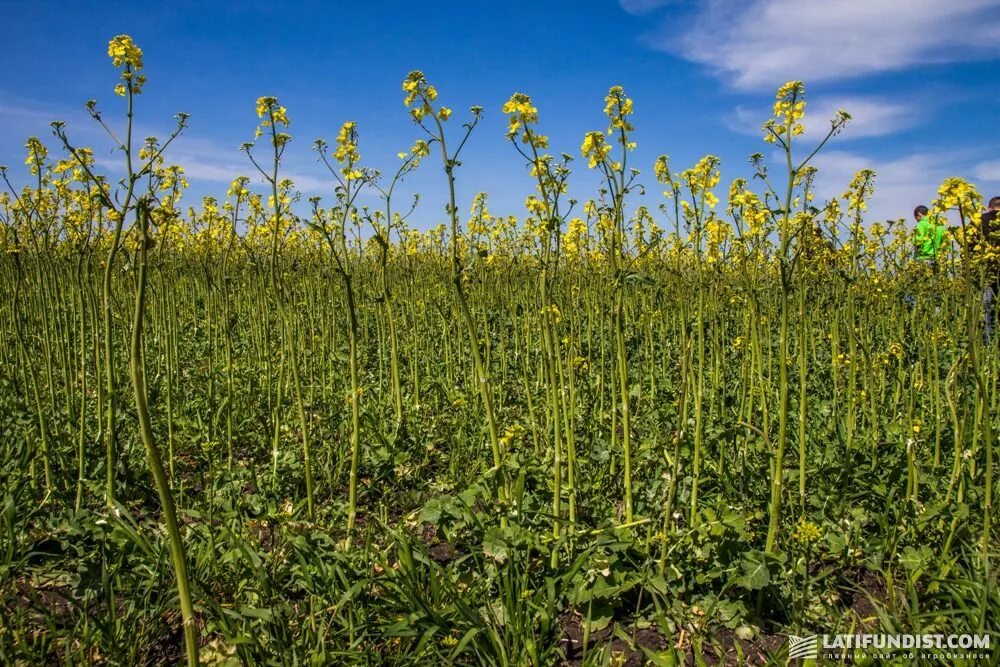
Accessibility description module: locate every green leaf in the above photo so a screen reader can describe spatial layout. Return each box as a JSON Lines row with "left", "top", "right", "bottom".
{"left": 734, "top": 550, "right": 771, "bottom": 590}
{"left": 582, "top": 599, "right": 614, "bottom": 633}
{"left": 482, "top": 526, "right": 508, "bottom": 564}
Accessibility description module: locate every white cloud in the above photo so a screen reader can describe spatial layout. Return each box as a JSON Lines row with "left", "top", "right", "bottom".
{"left": 644, "top": 0, "right": 1000, "bottom": 88}
{"left": 168, "top": 135, "right": 341, "bottom": 195}
{"left": 89, "top": 134, "right": 338, "bottom": 199}
{"left": 727, "top": 95, "right": 922, "bottom": 141}
{"left": 805, "top": 149, "right": 995, "bottom": 224}
{"left": 173, "top": 152, "right": 334, "bottom": 194}
{"left": 973, "top": 159, "right": 1000, "bottom": 183}
{"left": 0, "top": 94, "right": 337, "bottom": 196}
{"left": 0, "top": 101, "right": 59, "bottom": 122}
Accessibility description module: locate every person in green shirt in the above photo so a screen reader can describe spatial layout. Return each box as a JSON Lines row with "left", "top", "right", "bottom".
{"left": 902, "top": 205, "right": 948, "bottom": 311}
{"left": 913, "top": 205, "right": 947, "bottom": 265}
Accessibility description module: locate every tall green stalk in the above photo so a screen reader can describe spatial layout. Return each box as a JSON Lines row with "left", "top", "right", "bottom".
{"left": 129, "top": 201, "right": 198, "bottom": 667}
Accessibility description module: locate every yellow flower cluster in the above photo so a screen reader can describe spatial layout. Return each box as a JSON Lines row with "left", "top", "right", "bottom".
{"left": 705, "top": 218, "right": 730, "bottom": 263}
{"left": 107, "top": 34, "right": 146, "bottom": 95}
{"left": 604, "top": 86, "right": 635, "bottom": 135}
{"left": 159, "top": 164, "right": 188, "bottom": 194}
{"left": 581, "top": 86, "right": 636, "bottom": 171}
{"left": 654, "top": 155, "right": 675, "bottom": 188}
{"left": 842, "top": 169, "right": 876, "bottom": 216}
{"left": 763, "top": 81, "right": 805, "bottom": 143}
{"left": 499, "top": 424, "right": 526, "bottom": 448}
{"left": 256, "top": 96, "right": 290, "bottom": 126}
{"left": 411, "top": 139, "right": 430, "bottom": 159}
{"left": 468, "top": 192, "right": 494, "bottom": 240}
{"left": 187, "top": 196, "right": 235, "bottom": 257}
{"left": 792, "top": 518, "right": 823, "bottom": 545}
{"left": 334, "top": 121, "right": 365, "bottom": 181}
{"left": 524, "top": 194, "right": 546, "bottom": 217}
{"left": 24, "top": 137, "right": 47, "bottom": 176}
{"left": 107, "top": 34, "right": 143, "bottom": 69}
{"left": 252, "top": 96, "right": 291, "bottom": 149}
{"left": 581, "top": 131, "right": 611, "bottom": 169}
{"left": 728, "top": 179, "right": 769, "bottom": 238}
{"left": 563, "top": 217, "right": 588, "bottom": 257}
{"left": 402, "top": 71, "right": 439, "bottom": 123}
{"left": 680, "top": 155, "right": 721, "bottom": 211}
{"left": 227, "top": 176, "right": 251, "bottom": 199}
{"left": 934, "top": 177, "right": 981, "bottom": 217}
{"left": 502, "top": 92, "right": 542, "bottom": 145}
{"left": 539, "top": 303, "right": 561, "bottom": 323}
{"left": 933, "top": 177, "right": 982, "bottom": 256}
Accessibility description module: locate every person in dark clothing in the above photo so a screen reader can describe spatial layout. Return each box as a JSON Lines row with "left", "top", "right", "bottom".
{"left": 981, "top": 196, "right": 1000, "bottom": 342}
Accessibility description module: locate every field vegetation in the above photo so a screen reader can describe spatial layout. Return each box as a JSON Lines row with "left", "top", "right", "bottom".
{"left": 1, "top": 35, "right": 997, "bottom": 666}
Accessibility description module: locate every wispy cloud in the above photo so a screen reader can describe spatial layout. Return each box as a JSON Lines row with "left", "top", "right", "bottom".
{"left": 168, "top": 136, "right": 336, "bottom": 194}
{"left": 0, "top": 101, "right": 60, "bottom": 123}
{"left": 808, "top": 149, "right": 981, "bottom": 224}
{"left": 639, "top": 0, "right": 1000, "bottom": 89}
{"left": 726, "top": 95, "right": 923, "bottom": 141}
{"left": 0, "top": 93, "right": 337, "bottom": 197}
{"left": 973, "top": 159, "right": 1000, "bottom": 184}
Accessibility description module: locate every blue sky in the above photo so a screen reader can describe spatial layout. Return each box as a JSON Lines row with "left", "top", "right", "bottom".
{"left": 2, "top": 0, "right": 999, "bottom": 226}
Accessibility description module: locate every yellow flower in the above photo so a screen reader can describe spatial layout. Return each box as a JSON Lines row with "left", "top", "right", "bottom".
{"left": 24, "top": 137, "right": 47, "bottom": 176}
{"left": 107, "top": 34, "right": 143, "bottom": 69}
{"left": 499, "top": 424, "right": 526, "bottom": 448}
{"left": 107, "top": 35, "right": 145, "bottom": 93}
{"left": 603, "top": 85, "right": 634, "bottom": 133}
{"left": 539, "top": 303, "right": 561, "bottom": 323}
{"left": 402, "top": 71, "right": 435, "bottom": 109}
{"left": 654, "top": 155, "right": 674, "bottom": 186}
{"left": 524, "top": 195, "right": 546, "bottom": 217}
{"left": 255, "top": 96, "right": 271, "bottom": 118}
{"left": 763, "top": 81, "right": 805, "bottom": 141}
{"left": 411, "top": 139, "right": 430, "bottom": 158}
{"left": 502, "top": 93, "right": 538, "bottom": 123}
{"left": 563, "top": 217, "right": 588, "bottom": 256}
{"left": 842, "top": 170, "right": 876, "bottom": 216}
{"left": 792, "top": 518, "right": 822, "bottom": 545}
{"left": 581, "top": 131, "right": 611, "bottom": 169}
{"left": 705, "top": 219, "right": 730, "bottom": 263}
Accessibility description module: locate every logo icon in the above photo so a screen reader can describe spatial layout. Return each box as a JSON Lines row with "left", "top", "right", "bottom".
{"left": 788, "top": 635, "right": 819, "bottom": 660}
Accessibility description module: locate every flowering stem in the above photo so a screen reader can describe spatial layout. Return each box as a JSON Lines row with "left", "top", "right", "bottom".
{"left": 129, "top": 201, "right": 199, "bottom": 667}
